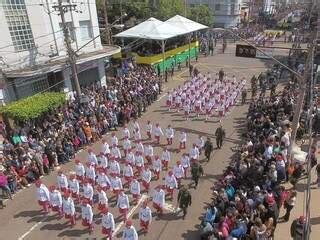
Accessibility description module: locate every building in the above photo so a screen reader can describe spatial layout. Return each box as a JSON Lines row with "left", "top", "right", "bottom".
{"left": 187, "top": 0, "right": 242, "bottom": 28}
{"left": 0, "top": 0, "right": 120, "bottom": 103}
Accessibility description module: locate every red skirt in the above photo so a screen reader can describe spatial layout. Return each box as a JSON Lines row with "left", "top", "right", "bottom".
{"left": 166, "top": 100, "right": 171, "bottom": 106}
{"left": 206, "top": 109, "right": 211, "bottom": 114}
{"left": 82, "top": 219, "right": 90, "bottom": 227}
{"left": 102, "top": 227, "right": 112, "bottom": 235}
{"left": 98, "top": 203, "right": 107, "bottom": 211}
{"left": 124, "top": 176, "right": 132, "bottom": 182}
{"left": 195, "top": 106, "right": 200, "bottom": 112}
{"left": 142, "top": 180, "right": 150, "bottom": 189}
{"left": 65, "top": 213, "right": 71, "bottom": 219}
{"left": 60, "top": 187, "right": 67, "bottom": 193}
{"left": 153, "top": 202, "right": 162, "bottom": 211}
{"left": 119, "top": 208, "right": 128, "bottom": 214}
{"left": 71, "top": 192, "right": 79, "bottom": 198}
{"left": 38, "top": 200, "right": 48, "bottom": 207}
{"left": 51, "top": 206, "right": 61, "bottom": 212}
{"left": 76, "top": 175, "right": 84, "bottom": 182}
{"left": 132, "top": 193, "right": 140, "bottom": 199}
{"left": 140, "top": 220, "right": 150, "bottom": 228}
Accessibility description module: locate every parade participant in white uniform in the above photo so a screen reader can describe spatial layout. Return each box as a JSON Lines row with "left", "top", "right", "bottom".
{"left": 98, "top": 152, "right": 108, "bottom": 171}
{"left": 141, "top": 165, "right": 152, "bottom": 191}
{"left": 161, "top": 147, "right": 171, "bottom": 170}
{"left": 179, "top": 131, "right": 187, "bottom": 150}
{"left": 218, "top": 102, "right": 225, "bottom": 117}
{"left": 122, "top": 124, "right": 131, "bottom": 139}
{"left": 122, "top": 220, "right": 138, "bottom": 240}
{"left": 175, "top": 94, "right": 182, "bottom": 112}
{"left": 146, "top": 120, "right": 153, "bottom": 139}
{"left": 189, "top": 144, "right": 200, "bottom": 163}
{"left": 181, "top": 153, "right": 190, "bottom": 178}
{"left": 152, "top": 155, "right": 162, "bottom": 180}
{"left": 97, "top": 185, "right": 108, "bottom": 212}
{"left": 85, "top": 162, "right": 96, "bottom": 186}
{"left": 196, "top": 135, "right": 205, "bottom": 155}
{"left": 36, "top": 180, "right": 50, "bottom": 213}
{"left": 57, "top": 169, "right": 68, "bottom": 192}
{"left": 144, "top": 144, "right": 154, "bottom": 165}
{"left": 139, "top": 200, "right": 152, "bottom": 233}
{"left": 62, "top": 191, "right": 76, "bottom": 226}
{"left": 165, "top": 171, "right": 178, "bottom": 199}
{"left": 134, "top": 151, "right": 145, "bottom": 175}
{"left": 123, "top": 136, "right": 132, "bottom": 157}
{"left": 195, "top": 97, "right": 202, "bottom": 117}
{"left": 184, "top": 103, "right": 191, "bottom": 120}
{"left": 75, "top": 159, "right": 85, "bottom": 183}
{"left": 49, "top": 185, "right": 63, "bottom": 217}
{"left": 126, "top": 149, "right": 135, "bottom": 166}
{"left": 153, "top": 123, "right": 164, "bottom": 144}
{"left": 97, "top": 168, "right": 111, "bottom": 191}
{"left": 110, "top": 173, "right": 123, "bottom": 197}
{"left": 109, "top": 157, "right": 121, "bottom": 176}
{"left": 68, "top": 172, "right": 80, "bottom": 203}
{"left": 166, "top": 92, "right": 173, "bottom": 111}
{"left": 123, "top": 162, "right": 134, "bottom": 185}
{"left": 87, "top": 148, "right": 98, "bottom": 166}
{"left": 101, "top": 207, "right": 115, "bottom": 240}
{"left": 82, "top": 179, "right": 94, "bottom": 205}
{"left": 81, "top": 199, "right": 94, "bottom": 233}
{"left": 173, "top": 161, "right": 184, "bottom": 186}
{"left": 101, "top": 138, "right": 111, "bottom": 156}
{"left": 165, "top": 124, "right": 174, "bottom": 145}
{"left": 133, "top": 128, "right": 142, "bottom": 143}
{"left": 117, "top": 190, "right": 130, "bottom": 221}
{"left": 132, "top": 119, "right": 140, "bottom": 133}
{"left": 111, "top": 133, "right": 119, "bottom": 146}
{"left": 205, "top": 99, "right": 213, "bottom": 120}
{"left": 153, "top": 185, "right": 165, "bottom": 215}
{"left": 130, "top": 177, "right": 141, "bottom": 204}
{"left": 135, "top": 140, "right": 144, "bottom": 154}
{"left": 111, "top": 144, "right": 121, "bottom": 161}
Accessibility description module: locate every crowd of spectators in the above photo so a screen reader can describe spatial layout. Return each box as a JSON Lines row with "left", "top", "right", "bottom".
{"left": 199, "top": 72, "right": 314, "bottom": 239}
{"left": 0, "top": 63, "right": 161, "bottom": 207}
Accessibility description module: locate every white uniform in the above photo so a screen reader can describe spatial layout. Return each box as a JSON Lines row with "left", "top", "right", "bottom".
{"left": 134, "top": 130, "right": 142, "bottom": 141}
{"left": 98, "top": 190, "right": 108, "bottom": 205}
{"left": 165, "top": 175, "right": 178, "bottom": 189}
{"left": 154, "top": 126, "right": 164, "bottom": 137}
{"left": 50, "top": 190, "right": 62, "bottom": 207}
{"left": 196, "top": 137, "right": 205, "bottom": 149}
{"left": 111, "top": 136, "right": 119, "bottom": 146}
{"left": 101, "top": 142, "right": 110, "bottom": 155}
{"left": 173, "top": 165, "right": 184, "bottom": 179}
{"left": 139, "top": 206, "right": 152, "bottom": 223}
{"left": 109, "top": 160, "right": 121, "bottom": 175}
{"left": 117, "top": 194, "right": 130, "bottom": 210}
{"left": 144, "top": 145, "right": 154, "bottom": 158}
{"left": 146, "top": 123, "right": 152, "bottom": 135}
{"left": 57, "top": 174, "right": 68, "bottom": 190}
{"left": 123, "top": 165, "right": 134, "bottom": 178}
{"left": 135, "top": 155, "right": 144, "bottom": 168}
{"left": 36, "top": 184, "right": 50, "bottom": 202}
{"left": 126, "top": 152, "right": 135, "bottom": 165}
{"left": 133, "top": 121, "right": 140, "bottom": 133}
{"left": 180, "top": 132, "right": 187, "bottom": 143}
{"left": 123, "top": 139, "right": 132, "bottom": 150}
{"left": 181, "top": 155, "right": 190, "bottom": 168}
{"left": 83, "top": 184, "right": 94, "bottom": 200}
{"left": 81, "top": 203, "right": 93, "bottom": 224}
{"left": 152, "top": 158, "right": 162, "bottom": 172}
{"left": 161, "top": 150, "right": 171, "bottom": 162}
{"left": 122, "top": 225, "right": 138, "bottom": 240}
{"left": 102, "top": 212, "right": 115, "bottom": 231}
{"left": 111, "top": 146, "right": 121, "bottom": 159}
{"left": 153, "top": 189, "right": 165, "bottom": 207}
{"left": 123, "top": 128, "right": 130, "bottom": 139}
{"left": 110, "top": 176, "right": 123, "bottom": 191}
{"left": 136, "top": 142, "right": 144, "bottom": 153}
{"left": 130, "top": 180, "right": 141, "bottom": 196}
{"left": 75, "top": 163, "right": 85, "bottom": 177}
{"left": 99, "top": 155, "right": 108, "bottom": 169}
{"left": 142, "top": 169, "right": 152, "bottom": 183}
{"left": 97, "top": 173, "right": 111, "bottom": 188}
{"left": 88, "top": 153, "right": 98, "bottom": 165}
{"left": 69, "top": 179, "right": 80, "bottom": 195}
{"left": 165, "top": 127, "right": 174, "bottom": 139}
{"left": 85, "top": 165, "right": 96, "bottom": 181}
{"left": 190, "top": 147, "right": 200, "bottom": 160}
{"left": 63, "top": 197, "right": 75, "bottom": 215}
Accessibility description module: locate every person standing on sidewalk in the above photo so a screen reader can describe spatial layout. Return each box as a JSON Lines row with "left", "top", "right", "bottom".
{"left": 281, "top": 190, "right": 297, "bottom": 222}
{"left": 290, "top": 216, "right": 309, "bottom": 240}
{"left": 191, "top": 162, "right": 204, "bottom": 189}
{"left": 177, "top": 185, "right": 192, "bottom": 219}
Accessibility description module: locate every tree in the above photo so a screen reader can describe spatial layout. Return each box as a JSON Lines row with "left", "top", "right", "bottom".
{"left": 155, "top": 0, "right": 185, "bottom": 21}
{"left": 188, "top": 4, "right": 214, "bottom": 27}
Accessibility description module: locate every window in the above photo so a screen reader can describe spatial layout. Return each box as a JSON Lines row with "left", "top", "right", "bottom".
{"left": 79, "top": 20, "right": 92, "bottom": 41}
{"left": 215, "top": 3, "right": 221, "bottom": 11}
{"left": 1, "top": 0, "right": 35, "bottom": 52}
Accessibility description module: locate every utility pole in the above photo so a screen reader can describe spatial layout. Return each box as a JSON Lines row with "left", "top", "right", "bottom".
{"left": 102, "top": 0, "right": 111, "bottom": 45}
{"left": 52, "top": 0, "right": 81, "bottom": 97}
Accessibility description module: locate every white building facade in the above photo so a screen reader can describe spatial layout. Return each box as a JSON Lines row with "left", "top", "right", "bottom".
{"left": 187, "top": 0, "right": 242, "bottom": 28}
{"left": 0, "top": 0, "right": 120, "bottom": 102}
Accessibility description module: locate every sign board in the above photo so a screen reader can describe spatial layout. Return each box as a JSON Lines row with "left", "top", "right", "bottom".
{"left": 256, "top": 47, "right": 274, "bottom": 59}
{"left": 235, "top": 44, "right": 256, "bottom": 58}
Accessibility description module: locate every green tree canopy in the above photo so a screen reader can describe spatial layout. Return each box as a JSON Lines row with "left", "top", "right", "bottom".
{"left": 188, "top": 4, "right": 214, "bottom": 27}
{"left": 155, "top": 0, "right": 185, "bottom": 21}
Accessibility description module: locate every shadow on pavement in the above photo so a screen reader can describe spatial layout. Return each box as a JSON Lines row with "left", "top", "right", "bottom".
{"left": 40, "top": 222, "right": 69, "bottom": 231}
{"left": 181, "top": 229, "right": 200, "bottom": 240}
{"left": 57, "top": 228, "right": 89, "bottom": 237}
{"left": 14, "top": 210, "right": 43, "bottom": 218}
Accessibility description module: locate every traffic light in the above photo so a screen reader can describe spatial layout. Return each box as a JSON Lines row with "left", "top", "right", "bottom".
{"left": 236, "top": 44, "right": 256, "bottom": 58}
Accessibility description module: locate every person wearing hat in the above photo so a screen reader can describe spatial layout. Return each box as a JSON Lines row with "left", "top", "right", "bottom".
{"left": 117, "top": 190, "right": 130, "bottom": 221}
{"left": 109, "top": 157, "right": 121, "bottom": 176}
{"left": 123, "top": 162, "right": 134, "bottom": 186}
{"left": 74, "top": 159, "right": 85, "bottom": 183}
{"left": 161, "top": 147, "right": 171, "bottom": 170}
{"left": 49, "top": 185, "right": 63, "bottom": 217}
{"left": 126, "top": 149, "right": 135, "bottom": 166}
{"left": 177, "top": 185, "right": 192, "bottom": 219}
{"left": 87, "top": 148, "right": 98, "bottom": 166}
{"left": 181, "top": 153, "right": 190, "bottom": 178}
{"left": 139, "top": 200, "right": 152, "bottom": 233}
{"left": 69, "top": 172, "right": 80, "bottom": 203}
{"left": 101, "top": 138, "right": 111, "bottom": 156}
{"left": 152, "top": 156, "right": 162, "bottom": 180}
{"left": 144, "top": 144, "right": 154, "bottom": 165}
{"left": 110, "top": 173, "right": 123, "bottom": 197}
{"left": 153, "top": 123, "right": 164, "bottom": 144}
{"left": 123, "top": 136, "right": 132, "bottom": 158}
{"left": 133, "top": 127, "right": 142, "bottom": 143}
{"left": 62, "top": 191, "right": 76, "bottom": 226}
{"left": 101, "top": 207, "right": 115, "bottom": 240}
{"left": 190, "top": 161, "right": 204, "bottom": 189}
{"left": 122, "top": 124, "right": 131, "bottom": 140}
{"left": 81, "top": 198, "right": 94, "bottom": 233}
{"left": 97, "top": 186, "right": 109, "bottom": 212}
{"left": 146, "top": 120, "right": 153, "bottom": 139}
{"left": 179, "top": 131, "right": 187, "bottom": 150}
{"left": 282, "top": 190, "right": 297, "bottom": 222}
{"left": 173, "top": 161, "right": 184, "bottom": 187}
{"left": 97, "top": 168, "right": 111, "bottom": 191}
{"left": 134, "top": 151, "right": 144, "bottom": 175}
{"left": 189, "top": 144, "right": 200, "bottom": 163}
{"left": 290, "top": 216, "right": 308, "bottom": 240}
{"left": 195, "top": 135, "right": 205, "bottom": 155}
{"left": 153, "top": 185, "right": 165, "bottom": 216}
{"left": 165, "top": 125, "right": 174, "bottom": 146}
{"left": 122, "top": 219, "right": 138, "bottom": 240}
{"left": 82, "top": 179, "right": 94, "bottom": 205}
{"left": 85, "top": 162, "right": 96, "bottom": 186}
{"left": 57, "top": 169, "right": 68, "bottom": 192}
{"left": 204, "top": 137, "right": 214, "bottom": 162}
{"left": 111, "top": 144, "right": 122, "bottom": 161}
{"left": 135, "top": 140, "right": 144, "bottom": 154}
{"left": 111, "top": 133, "right": 119, "bottom": 147}
{"left": 165, "top": 171, "right": 178, "bottom": 199}
{"left": 130, "top": 177, "right": 141, "bottom": 204}
{"left": 141, "top": 165, "right": 152, "bottom": 191}
{"left": 35, "top": 180, "right": 50, "bottom": 213}
{"left": 98, "top": 152, "right": 108, "bottom": 171}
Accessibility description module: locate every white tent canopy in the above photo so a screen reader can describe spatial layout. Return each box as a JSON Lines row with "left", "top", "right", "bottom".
{"left": 165, "top": 15, "right": 208, "bottom": 34}
{"left": 115, "top": 17, "right": 164, "bottom": 39}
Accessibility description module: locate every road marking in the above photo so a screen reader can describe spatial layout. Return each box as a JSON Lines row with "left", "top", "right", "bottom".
{"left": 18, "top": 219, "right": 45, "bottom": 240}
{"left": 112, "top": 194, "right": 148, "bottom": 236}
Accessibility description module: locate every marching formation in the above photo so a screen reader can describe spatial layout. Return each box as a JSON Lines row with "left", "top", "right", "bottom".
{"left": 166, "top": 69, "right": 246, "bottom": 120}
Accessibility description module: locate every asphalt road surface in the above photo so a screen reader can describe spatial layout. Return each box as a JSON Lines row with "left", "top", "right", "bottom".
{"left": 0, "top": 44, "right": 277, "bottom": 240}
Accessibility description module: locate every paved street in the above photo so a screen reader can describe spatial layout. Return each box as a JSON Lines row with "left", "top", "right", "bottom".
{"left": 0, "top": 44, "right": 303, "bottom": 240}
